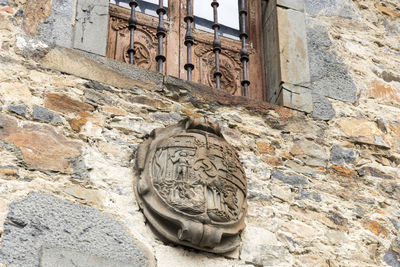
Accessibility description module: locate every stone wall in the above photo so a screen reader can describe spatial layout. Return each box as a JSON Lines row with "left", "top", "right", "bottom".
{"left": 0, "top": 0, "right": 400, "bottom": 266}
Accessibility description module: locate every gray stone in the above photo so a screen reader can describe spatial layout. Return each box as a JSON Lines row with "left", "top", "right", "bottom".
{"left": 330, "top": 145, "right": 358, "bottom": 165}
{"left": 85, "top": 80, "right": 114, "bottom": 92}
{"left": 384, "top": 250, "right": 400, "bottom": 267}
{"left": 40, "top": 247, "right": 137, "bottom": 267}
{"left": 39, "top": 0, "right": 75, "bottom": 48}
{"left": 306, "top": 19, "right": 358, "bottom": 103}
{"left": 15, "top": 34, "right": 52, "bottom": 59}
{"left": 354, "top": 205, "right": 365, "bottom": 218}
{"left": 150, "top": 112, "right": 182, "bottom": 125}
{"left": 271, "top": 170, "right": 309, "bottom": 186}
{"left": 33, "top": 105, "right": 54, "bottom": 122}
{"left": 0, "top": 0, "right": 9, "bottom": 6}
{"left": 0, "top": 193, "right": 152, "bottom": 267}
{"left": 390, "top": 218, "right": 400, "bottom": 231}
{"left": 8, "top": 104, "right": 27, "bottom": 116}
{"left": 304, "top": 0, "right": 360, "bottom": 19}
{"left": 299, "top": 189, "right": 322, "bottom": 202}
{"left": 73, "top": 0, "right": 109, "bottom": 56}
{"left": 312, "top": 94, "right": 335, "bottom": 121}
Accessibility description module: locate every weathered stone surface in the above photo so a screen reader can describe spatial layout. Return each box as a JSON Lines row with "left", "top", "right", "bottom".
{"left": 45, "top": 93, "right": 94, "bottom": 114}
{"left": 337, "top": 118, "right": 390, "bottom": 148}
{"left": 0, "top": 0, "right": 9, "bottom": 6}
{"left": 15, "top": 34, "right": 51, "bottom": 59}
{"left": 375, "top": 4, "right": 400, "bottom": 18}
{"left": 0, "top": 82, "right": 32, "bottom": 104}
{"left": 305, "top": 0, "right": 359, "bottom": 19}
{"left": 32, "top": 105, "right": 54, "bottom": 123}
{"left": 384, "top": 250, "right": 400, "bottom": 267}
{"left": 7, "top": 104, "right": 26, "bottom": 116}
{"left": 277, "top": 7, "right": 310, "bottom": 86}
{"left": 40, "top": 247, "right": 138, "bottom": 267}
{"left": 40, "top": 47, "right": 154, "bottom": 90}
{"left": 291, "top": 139, "right": 328, "bottom": 167}
{"left": 357, "top": 167, "right": 395, "bottom": 180}
{"left": 0, "top": 193, "right": 153, "bottom": 266}
{"left": 306, "top": 19, "right": 358, "bottom": 103}
{"left": 0, "top": 114, "right": 81, "bottom": 173}
{"left": 150, "top": 112, "right": 182, "bottom": 125}
{"left": 38, "top": 0, "right": 75, "bottom": 48}
{"left": 22, "top": 0, "right": 52, "bottom": 36}
{"left": 271, "top": 170, "right": 309, "bottom": 186}
{"left": 312, "top": 94, "right": 335, "bottom": 121}
{"left": 73, "top": 0, "right": 109, "bottom": 56}
{"left": 368, "top": 80, "right": 400, "bottom": 105}
{"left": 330, "top": 145, "right": 358, "bottom": 165}
{"left": 241, "top": 226, "right": 291, "bottom": 266}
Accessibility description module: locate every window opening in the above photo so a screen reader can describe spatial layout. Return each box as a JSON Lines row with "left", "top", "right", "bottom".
{"left": 110, "top": 0, "right": 168, "bottom": 17}
{"left": 193, "top": 0, "right": 239, "bottom": 40}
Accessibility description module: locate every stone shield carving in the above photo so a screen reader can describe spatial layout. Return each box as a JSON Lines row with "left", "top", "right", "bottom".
{"left": 136, "top": 117, "right": 247, "bottom": 253}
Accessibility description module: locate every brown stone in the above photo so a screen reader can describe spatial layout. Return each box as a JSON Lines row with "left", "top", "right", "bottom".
{"left": 363, "top": 220, "right": 388, "bottom": 237}
{"left": 44, "top": 93, "right": 94, "bottom": 114}
{"left": 256, "top": 142, "right": 275, "bottom": 155}
{"left": 22, "top": 0, "right": 52, "bottom": 36}
{"left": 0, "top": 114, "right": 81, "bottom": 173}
{"left": 262, "top": 156, "right": 282, "bottom": 166}
{"left": 0, "top": 82, "right": 32, "bottom": 104}
{"left": 328, "top": 165, "right": 357, "bottom": 178}
{"left": 0, "top": 167, "right": 18, "bottom": 176}
{"left": 102, "top": 106, "right": 127, "bottom": 116}
{"left": 337, "top": 118, "right": 390, "bottom": 148}
{"left": 0, "top": 6, "right": 14, "bottom": 14}
{"left": 69, "top": 112, "right": 90, "bottom": 132}
{"left": 127, "top": 95, "right": 169, "bottom": 109}
{"left": 368, "top": 80, "right": 400, "bottom": 104}
{"left": 375, "top": 4, "right": 400, "bottom": 18}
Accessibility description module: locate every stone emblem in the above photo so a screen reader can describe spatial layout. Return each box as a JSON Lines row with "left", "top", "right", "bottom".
{"left": 136, "top": 117, "right": 247, "bottom": 253}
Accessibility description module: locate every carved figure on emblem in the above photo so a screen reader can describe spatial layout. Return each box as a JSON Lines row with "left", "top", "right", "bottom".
{"left": 136, "top": 117, "right": 248, "bottom": 253}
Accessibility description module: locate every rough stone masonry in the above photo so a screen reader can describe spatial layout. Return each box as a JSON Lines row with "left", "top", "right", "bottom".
{"left": 0, "top": 0, "right": 400, "bottom": 266}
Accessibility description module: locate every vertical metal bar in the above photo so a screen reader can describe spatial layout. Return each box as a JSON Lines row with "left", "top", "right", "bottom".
{"left": 212, "top": 0, "right": 221, "bottom": 89}
{"left": 128, "top": 0, "right": 138, "bottom": 65}
{"left": 239, "top": 0, "right": 250, "bottom": 97}
{"left": 156, "top": 0, "right": 167, "bottom": 73}
{"left": 184, "top": 0, "right": 194, "bottom": 81}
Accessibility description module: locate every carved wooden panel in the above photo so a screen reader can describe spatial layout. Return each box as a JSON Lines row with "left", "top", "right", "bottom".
{"left": 107, "top": 1, "right": 265, "bottom": 100}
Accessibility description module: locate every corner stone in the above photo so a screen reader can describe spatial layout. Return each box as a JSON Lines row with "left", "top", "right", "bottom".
{"left": 0, "top": 193, "right": 153, "bottom": 267}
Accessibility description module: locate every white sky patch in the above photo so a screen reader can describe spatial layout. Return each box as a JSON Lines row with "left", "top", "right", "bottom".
{"left": 110, "top": 0, "right": 238, "bottom": 29}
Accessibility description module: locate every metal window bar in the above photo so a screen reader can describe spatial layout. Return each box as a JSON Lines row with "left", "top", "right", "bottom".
{"left": 156, "top": 0, "right": 167, "bottom": 73}
{"left": 239, "top": 0, "right": 250, "bottom": 97}
{"left": 128, "top": 0, "right": 138, "bottom": 65}
{"left": 184, "top": 0, "right": 194, "bottom": 81}
{"left": 211, "top": 0, "right": 221, "bottom": 89}
{"left": 126, "top": 0, "right": 252, "bottom": 97}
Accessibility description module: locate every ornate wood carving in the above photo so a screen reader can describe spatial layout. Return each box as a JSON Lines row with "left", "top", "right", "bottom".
{"left": 136, "top": 117, "right": 247, "bottom": 253}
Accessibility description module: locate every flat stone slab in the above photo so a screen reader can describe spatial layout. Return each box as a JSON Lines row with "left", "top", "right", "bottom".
{"left": 40, "top": 247, "right": 137, "bottom": 267}
{"left": 0, "top": 193, "right": 153, "bottom": 267}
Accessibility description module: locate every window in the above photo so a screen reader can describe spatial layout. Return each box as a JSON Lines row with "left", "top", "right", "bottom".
{"left": 107, "top": 0, "right": 266, "bottom": 100}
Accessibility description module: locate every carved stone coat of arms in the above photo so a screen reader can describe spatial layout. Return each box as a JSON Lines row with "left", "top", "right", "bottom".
{"left": 136, "top": 117, "right": 247, "bottom": 253}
